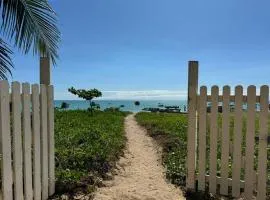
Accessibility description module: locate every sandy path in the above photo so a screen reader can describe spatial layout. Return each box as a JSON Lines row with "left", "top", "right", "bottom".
{"left": 94, "top": 114, "right": 185, "bottom": 200}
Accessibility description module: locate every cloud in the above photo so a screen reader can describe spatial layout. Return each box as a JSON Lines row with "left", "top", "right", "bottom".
{"left": 99, "top": 90, "right": 187, "bottom": 100}
{"left": 55, "top": 87, "right": 266, "bottom": 100}
{"left": 55, "top": 90, "right": 187, "bottom": 100}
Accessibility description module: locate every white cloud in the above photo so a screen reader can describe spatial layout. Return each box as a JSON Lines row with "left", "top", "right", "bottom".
{"left": 100, "top": 90, "right": 187, "bottom": 100}
{"left": 55, "top": 90, "right": 187, "bottom": 100}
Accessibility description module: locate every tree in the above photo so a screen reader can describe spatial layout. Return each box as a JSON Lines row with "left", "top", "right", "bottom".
{"left": 0, "top": 0, "right": 60, "bottom": 79}
{"left": 60, "top": 102, "right": 69, "bottom": 110}
{"left": 68, "top": 87, "right": 102, "bottom": 114}
{"left": 134, "top": 101, "right": 140, "bottom": 106}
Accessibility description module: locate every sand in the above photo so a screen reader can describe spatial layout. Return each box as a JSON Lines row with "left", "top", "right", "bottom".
{"left": 93, "top": 114, "right": 185, "bottom": 200}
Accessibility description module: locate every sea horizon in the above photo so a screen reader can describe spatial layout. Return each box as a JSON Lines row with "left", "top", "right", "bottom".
{"left": 54, "top": 99, "right": 187, "bottom": 113}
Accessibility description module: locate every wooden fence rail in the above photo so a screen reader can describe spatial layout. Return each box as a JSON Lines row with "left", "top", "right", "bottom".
{"left": 0, "top": 80, "right": 55, "bottom": 200}
{"left": 186, "top": 61, "right": 269, "bottom": 200}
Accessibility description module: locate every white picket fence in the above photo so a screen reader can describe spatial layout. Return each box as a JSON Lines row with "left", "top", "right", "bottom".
{"left": 0, "top": 80, "right": 55, "bottom": 200}
{"left": 186, "top": 61, "right": 269, "bottom": 199}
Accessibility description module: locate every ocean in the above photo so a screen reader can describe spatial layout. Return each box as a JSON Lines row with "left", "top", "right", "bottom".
{"left": 54, "top": 100, "right": 187, "bottom": 113}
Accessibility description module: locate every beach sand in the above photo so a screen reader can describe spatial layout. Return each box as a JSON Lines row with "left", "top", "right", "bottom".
{"left": 93, "top": 114, "right": 184, "bottom": 200}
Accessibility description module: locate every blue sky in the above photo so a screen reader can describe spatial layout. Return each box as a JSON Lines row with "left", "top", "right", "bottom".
{"left": 11, "top": 0, "right": 270, "bottom": 100}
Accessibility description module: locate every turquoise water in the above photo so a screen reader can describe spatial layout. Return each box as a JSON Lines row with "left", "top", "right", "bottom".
{"left": 55, "top": 100, "right": 187, "bottom": 113}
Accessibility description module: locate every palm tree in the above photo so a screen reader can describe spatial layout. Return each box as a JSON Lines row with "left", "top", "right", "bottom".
{"left": 0, "top": 0, "right": 60, "bottom": 79}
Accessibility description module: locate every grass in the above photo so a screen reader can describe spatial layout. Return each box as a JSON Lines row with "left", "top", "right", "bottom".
{"left": 135, "top": 112, "right": 270, "bottom": 199}
{"left": 55, "top": 109, "right": 128, "bottom": 195}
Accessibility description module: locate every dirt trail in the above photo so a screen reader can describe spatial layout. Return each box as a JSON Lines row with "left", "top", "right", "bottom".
{"left": 94, "top": 114, "right": 185, "bottom": 200}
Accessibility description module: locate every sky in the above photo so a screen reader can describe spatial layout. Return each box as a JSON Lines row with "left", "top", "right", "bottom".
{"left": 10, "top": 0, "right": 270, "bottom": 100}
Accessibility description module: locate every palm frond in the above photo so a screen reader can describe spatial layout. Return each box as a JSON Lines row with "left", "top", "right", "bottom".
{"left": 0, "top": 0, "right": 60, "bottom": 64}
{"left": 0, "top": 39, "right": 13, "bottom": 79}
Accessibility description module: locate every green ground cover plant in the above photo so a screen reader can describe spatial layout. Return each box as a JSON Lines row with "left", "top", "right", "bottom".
{"left": 135, "top": 112, "right": 270, "bottom": 199}
{"left": 55, "top": 110, "right": 127, "bottom": 194}
{"left": 135, "top": 112, "right": 188, "bottom": 186}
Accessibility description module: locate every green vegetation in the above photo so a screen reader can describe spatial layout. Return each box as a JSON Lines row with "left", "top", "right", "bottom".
{"left": 55, "top": 110, "right": 127, "bottom": 194}
{"left": 104, "top": 107, "right": 120, "bottom": 112}
{"left": 60, "top": 102, "right": 69, "bottom": 110}
{"left": 135, "top": 112, "right": 270, "bottom": 198}
{"left": 135, "top": 112, "right": 188, "bottom": 186}
{"left": 68, "top": 87, "right": 102, "bottom": 114}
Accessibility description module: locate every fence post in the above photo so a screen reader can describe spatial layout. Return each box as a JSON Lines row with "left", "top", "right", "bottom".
{"left": 40, "top": 56, "right": 55, "bottom": 197}
{"left": 40, "top": 57, "right": 51, "bottom": 85}
{"left": 186, "top": 61, "right": 199, "bottom": 190}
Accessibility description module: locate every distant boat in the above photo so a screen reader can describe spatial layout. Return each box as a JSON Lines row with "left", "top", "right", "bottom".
{"left": 165, "top": 105, "right": 179, "bottom": 109}
{"left": 142, "top": 107, "right": 160, "bottom": 112}
{"left": 142, "top": 107, "right": 182, "bottom": 113}
{"left": 120, "top": 105, "right": 125, "bottom": 108}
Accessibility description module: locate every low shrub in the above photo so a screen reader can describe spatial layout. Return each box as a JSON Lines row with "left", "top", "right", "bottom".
{"left": 135, "top": 112, "right": 188, "bottom": 186}
{"left": 55, "top": 110, "right": 127, "bottom": 194}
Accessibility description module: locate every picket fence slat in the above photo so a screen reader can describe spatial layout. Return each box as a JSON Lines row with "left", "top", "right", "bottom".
{"left": 198, "top": 86, "right": 207, "bottom": 191}
{"left": 48, "top": 85, "right": 55, "bottom": 195}
{"left": 22, "top": 83, "right": 33, "bottom": 200}
{"left": 0, "top": 80, "right": 13, "bottom": 200}
{"left": 244, "top": 85, "right": 256, "bottom": 200}
{"left": 232, "top": 86, "right": 243, "bottom": 197}
{"left": 220, "top": 86, "right": 230, "bottom": 196}
{"left": 40, "top": 84, "right": 49, "bottom": 200}
{"left": 209, "top": 86, "right": 218, "bottom": 194}
{"left": 32, "top": 84, "right": 42, "bottom": 200}
{"left": 11, "top": 82, "right": 24, "bottom": 200}
{"left": 257, "top": 85, "right": 269, "bottom": 200}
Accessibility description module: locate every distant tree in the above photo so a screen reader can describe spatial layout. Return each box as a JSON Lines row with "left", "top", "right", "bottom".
{"left": 60, "top": 102, "right": 69, "bottom": 110}
{"left": 134, "top": 101, "right": 140, "bottom": 106}
{"left": 88, "top": 102, "right": 100, "bottom": 111}
{"left": 68, "top": 87, "right": 102, "bottom": 114}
